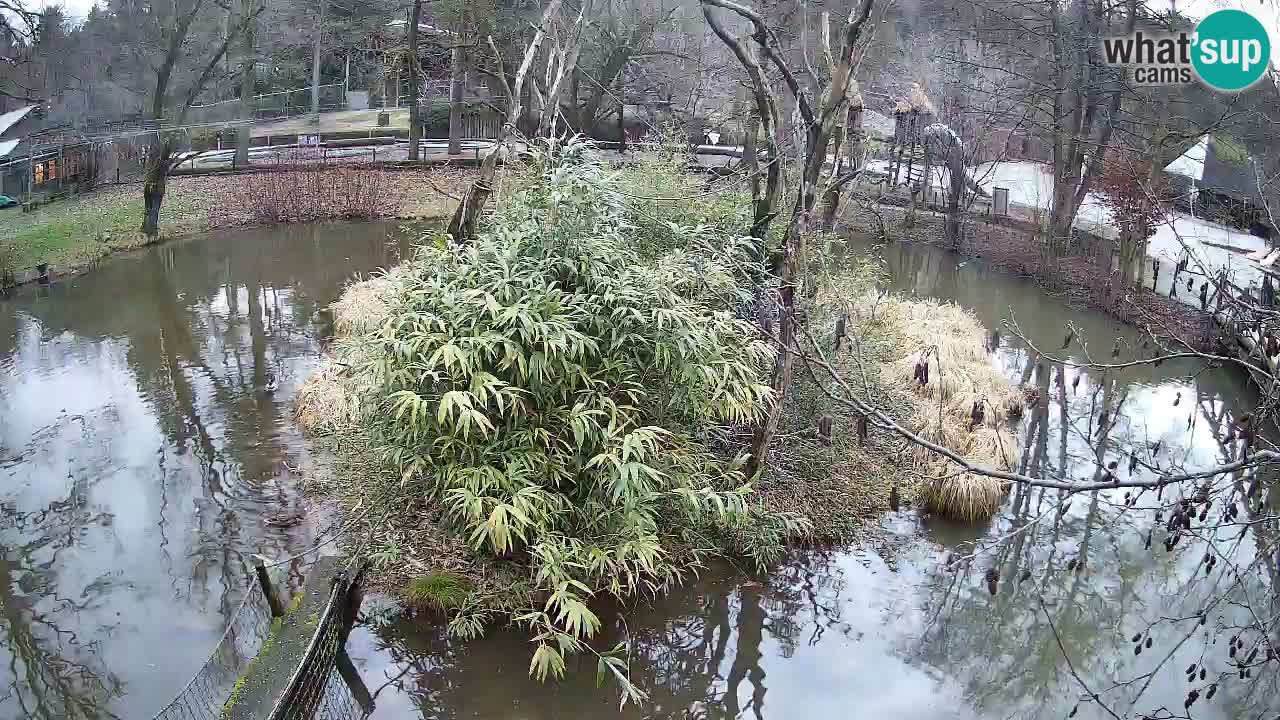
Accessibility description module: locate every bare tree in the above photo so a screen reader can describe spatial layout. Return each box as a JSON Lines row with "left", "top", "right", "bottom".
{"left": 700, "top": 8, "right": 780, "bottom": 251}
{"left": 407, "top": 0, "right": 424, "bottom": 160}
{"left": 701, "top": 0, "right": 875, "bottom": 478}
{"left": 531, "top": 0, "right": 595, "bottom": 136}
{"left": 445, "top": 0, "right": 566, "bottom": 241}
{"left": 234, "top": 0, "right": 258, "bottom": 167}
{"left": 0, "top": 0, "right": 42, "bottom": 104}
{"left": 126, "top": 0, "right": 261, "bottom": 236}
{"left": 448, "top": 33, "right": 465, "bottom": 155}
{"left": 310, "top": 0, "right": 326, "bottom": 121}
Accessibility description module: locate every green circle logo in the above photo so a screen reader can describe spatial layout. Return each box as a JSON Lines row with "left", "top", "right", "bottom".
{"left": 1192, "top": 9, "right": 1272, "bottom": 91}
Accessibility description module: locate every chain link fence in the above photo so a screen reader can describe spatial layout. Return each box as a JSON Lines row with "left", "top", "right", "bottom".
{"left": 188, "top": 85, "right": 348, "bottom": 125}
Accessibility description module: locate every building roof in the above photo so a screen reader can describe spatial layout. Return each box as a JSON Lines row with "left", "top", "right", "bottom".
{"left": 1164, "top": 134, "right": 1263, "bottom": 204}
{"left": 1163, "top": 135, "right": 1208, "bottom": 180}
{"left": 1201, "top": 137, "right": 1263, "bottom": 204}
{"left": 0, "top": 138, "right": 18, "bottom": 158}
{"left": 0, "top": 105, "right": 37, "bottom": 137}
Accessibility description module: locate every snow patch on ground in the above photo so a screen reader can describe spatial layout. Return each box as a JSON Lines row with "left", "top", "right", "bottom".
{"left": 971, "top": 160, "right": 1114, "bottom": 236}
{"left": 969, "top": 160, "right": 1269, "bottom": 299}
{"left": 1147, "top": 213, "right": 1267, "bottom": 296}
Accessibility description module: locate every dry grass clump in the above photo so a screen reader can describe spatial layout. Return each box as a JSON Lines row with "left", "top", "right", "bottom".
{"left": 877, "top": 298, "right": 1021, "bottom": 423}
{"left": 294, "top": 358, "right": 363, "bottom": 435}
{"left": 917, "top": 472, "right": 1008, "bottom": 523}
{"left": 299, "top": 268, "right": 407, "bottom": 433}
{"left": 863, "top": 294, "right": 1018, "bottom": 521}
{"left": 331, "top": 270, "right": 402, "bottom": 337}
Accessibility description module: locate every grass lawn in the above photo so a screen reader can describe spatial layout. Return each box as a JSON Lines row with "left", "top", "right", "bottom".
{"left": 0, "top": 183, "right": 215, "bottom": 273}
{"left": 0, "top": 167, "right": 472, "bottom": 279}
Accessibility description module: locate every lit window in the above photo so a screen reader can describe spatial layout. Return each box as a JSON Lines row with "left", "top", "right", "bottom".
{"left": 34, "top": 163, "right": 45, "bottom": 184}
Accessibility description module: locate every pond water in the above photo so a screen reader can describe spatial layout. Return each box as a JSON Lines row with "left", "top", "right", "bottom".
{"left": 2, "top": 225, "right": 1276, "bottom": 720}
{"left": 343, "top": 238, "right": 1278, "bottom": 720}
{"left": 0, "top": 222, "right": 409, "bottom": 719}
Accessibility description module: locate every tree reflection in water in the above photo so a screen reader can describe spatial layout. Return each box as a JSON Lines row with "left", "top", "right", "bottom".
{"left": 0, "top": 478, "right": 121, "bottom": 719}
{"left": 915, "top": 349, "right": 1280, "bottom": 719}
{"left": 0, "top": 222, "right": 412, "bottom": 718}
{"left": 351, "top": 552, "right": 854, "bottom": 720}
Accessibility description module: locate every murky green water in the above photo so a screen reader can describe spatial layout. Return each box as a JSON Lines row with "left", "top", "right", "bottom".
{"left": 0, "top": 222, "right": 409, "bottom": 719}
{"left": 344, "top": 238, "right": 1278, "bottom": 720}
{"left": 2, "top": 227, "right": 1275, "bottom": 720}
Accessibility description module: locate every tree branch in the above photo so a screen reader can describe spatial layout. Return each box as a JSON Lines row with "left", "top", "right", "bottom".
{"left": 699, "top": 0, "right": 814, "bottom": 126}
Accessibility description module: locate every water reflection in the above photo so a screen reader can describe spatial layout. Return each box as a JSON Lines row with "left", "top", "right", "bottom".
{"left": 345, "top": 238, "right": 1277, "bottom": 720}
{"left": 881, "top": 240, "right": 1280, "bottom": 720}
{"left": 0, "top": 222, "right": 410, "bottom": 718}
{"left": 349, "top": 549, "right": 973, "bottom": 720}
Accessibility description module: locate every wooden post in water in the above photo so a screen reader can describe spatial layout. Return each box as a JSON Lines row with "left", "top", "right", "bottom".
{"left": 254, "top": 556, "right": 286, "bottom": 617}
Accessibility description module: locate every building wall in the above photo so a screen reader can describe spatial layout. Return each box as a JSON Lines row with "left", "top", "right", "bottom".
{"left": 0, "top": 143, "right": 99, "bottom": 200}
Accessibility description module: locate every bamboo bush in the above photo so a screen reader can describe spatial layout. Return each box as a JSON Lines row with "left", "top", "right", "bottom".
{"left": 349, "top": 138, "right": 800, "bottom": 694}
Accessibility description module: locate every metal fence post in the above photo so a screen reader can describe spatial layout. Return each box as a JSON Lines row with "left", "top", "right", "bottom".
{"left": 254, "top": 556, "right": 286, "bottom": 618}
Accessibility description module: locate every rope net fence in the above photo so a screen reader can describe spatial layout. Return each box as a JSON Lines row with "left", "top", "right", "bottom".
{"left": 314, "top": 667, "right": 368, "bottom": 720}
{"left": 149, "top": 577, "right": 273, "bottom": 720}
{"left": 267, "top": 569, "right": 371, "bottom": 720}
{"left": 148, "top": 528, "right": 371, "bottom": 720}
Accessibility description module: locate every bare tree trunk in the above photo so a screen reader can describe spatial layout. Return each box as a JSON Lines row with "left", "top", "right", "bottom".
{"left": 310, "top": 0, "right": 325, "bottom": 122}
{"left": 446, "top": 0, "right": 565, "bottom": 241}
{"left": 141, "top": 139, "right": 171, "bottom": 236}
{"left": 742, "top": 105, "right": 760, "bottom": 228}
{"left": 819, "top": 126, "right": 845, "bottom": 232}
{"left": 407, "top": 0, "right": 422, "bottom": 161}
{"left": 945, "top": 144, "right": 965, "bottom": 249}
{"left": 235, "top": 0, "right": 255, "bottom": 167}
{"left": 448, "top": 44, "right": 464, "bottom": 156}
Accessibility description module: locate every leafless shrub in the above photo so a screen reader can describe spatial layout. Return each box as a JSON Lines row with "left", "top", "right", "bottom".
{"left": 230, "top": 151, "right": 399, "bottom": 224}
